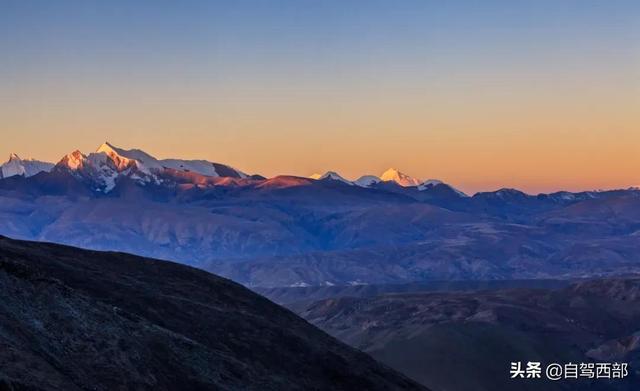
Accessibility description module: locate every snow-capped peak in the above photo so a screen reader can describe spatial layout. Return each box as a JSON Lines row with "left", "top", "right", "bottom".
{"left": 380, "top": 168, "right": 421, "bottom": 187}
{"left": 96, "top": 141, "right": 118, "bottom": 155}
{"left": 96, "top": 142, "right": 248, "bottom": 178}
{"left": 418, "top": 179, "right": 443, "bottom": 188}
{"left": 58, "top": 150, "right": 87, "bottom": 170}
{"left": 311, "top": 171, "right": 353, "bottom": 185}
{"left": 2, "top": 154, "right": 26, "bottom": 177}
{"left": 0, "top": 153, "right": 54, "bottom": 179}
{"left": 418, "top": 178, "right": 468, "bottom": 197}
{"left": 354, "top": 175, "right": 381, "bottom": 188}
{"left": 51, "top": 142, "right": 250, "bottom": 193}
{"left": 58, "top": 146, "right": 140, "bottom": 173}
{"left": 97, "top": 142, "right": 162, "bottom": 170}
{"left": 54, "top": 147, "right": 156, "bottom": 193}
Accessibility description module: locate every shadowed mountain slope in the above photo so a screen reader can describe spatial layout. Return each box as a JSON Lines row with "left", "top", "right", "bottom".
{"left": 0, "top": 236, "right": 426, "bottom": 391}
{"left": 296, "top": 277, "right": 640, "bottom": 391}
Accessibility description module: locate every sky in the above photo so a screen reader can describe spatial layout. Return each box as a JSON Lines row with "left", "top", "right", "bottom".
{"left": 1, "top": 0, "right": 639, "bottom": 194}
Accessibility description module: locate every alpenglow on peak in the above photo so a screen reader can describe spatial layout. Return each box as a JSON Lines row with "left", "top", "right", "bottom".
{"left": 380, "top": 168, "right": 422, "bottom": 187}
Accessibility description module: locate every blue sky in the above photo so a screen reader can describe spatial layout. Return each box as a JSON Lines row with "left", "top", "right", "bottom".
{"left": 1, "top": 1, "right": 639, "bottom": 192}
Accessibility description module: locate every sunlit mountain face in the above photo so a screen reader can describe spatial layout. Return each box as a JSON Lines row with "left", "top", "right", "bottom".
{"left": 1, "top": 142, "right": 640, "bottom": 288}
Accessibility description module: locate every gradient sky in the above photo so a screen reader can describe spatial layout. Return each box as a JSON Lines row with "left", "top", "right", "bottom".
{"left": 1, "top": 0, "right": 639, "bottom": 194}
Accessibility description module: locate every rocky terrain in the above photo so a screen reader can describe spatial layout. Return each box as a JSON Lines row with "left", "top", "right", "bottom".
{"left": 295, "top": 277, "right": 640, "bottom": 390}
{"left": 0, "top": 236, "right": 426, "bottom": 391}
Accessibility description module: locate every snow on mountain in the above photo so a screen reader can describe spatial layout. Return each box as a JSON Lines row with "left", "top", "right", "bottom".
{"left": 380, "top": 168, "right": 421, "bottom": 187}
{"left": 161, "top": 159, "right": 219, "bottom": 177}
{"left": 418, "top": 179, "right": 443, "bottom": 189}
{"left": 418, "top": 179, "right": 467, "bottom": 197}
{"left": 57, "top": 150, "right": 87, "bottom": 170}
{"left": 0, "top": 154, "right": 54, "bottom": 179}
{"left": 1, "top": 155, "right": 27, "bottom": 178}
{"left": 5, "top": 142, "right": 475, "bottom": 196}
{"left": 310, "top": 169, "right": 464, "bottom": 194}
{"left": 96, "top": 142, "right": 162, "bottom": 170}
{"left": 97, "top": 142, "right": 247, "bottom": 178}
{"left": 94, "top": 144, "right": 151, "bottom": 174}
{"left": 50, "top": 142, "right": 250, "bottom": 192}
{"left": 354, "top": 175, "right": 381, "bottom": 188}
{"left": 55, "top": 148, "right": 155, "bottom": 192}
{"left": 311, "top": 171, "right": 353, "bottom": 185}
{"left": 449, "top": 186, "right": 468, "bottom": 197}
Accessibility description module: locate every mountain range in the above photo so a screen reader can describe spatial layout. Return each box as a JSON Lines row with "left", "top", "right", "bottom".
{"left": 3, "top": 143, "right": 460, "bottom": 194}
{"left": 1, "top": 142, "right": 639, "bottom": 288}
{"left": 309, "top": 168, "right": 450, "bottom": 191}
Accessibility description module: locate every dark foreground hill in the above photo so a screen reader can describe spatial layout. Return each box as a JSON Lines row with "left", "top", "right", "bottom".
{"left": 297, "top": 278, "right": 640, "bottom": 391}
{"left": 0, "top": 236, "right": 426, "bottom": 391}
